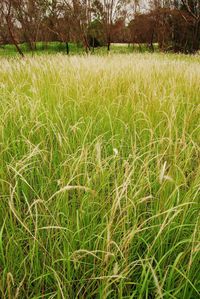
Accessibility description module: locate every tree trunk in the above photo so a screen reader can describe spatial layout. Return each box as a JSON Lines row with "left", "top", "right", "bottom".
{"left": 92, "top": 37, "right": 95, "bottom": 52}
{"left": 26, "top": 37, "right": 36, "bottom": 52}
{"left": 44, "top": 42, "right": 48, "bottom": 50}
{"left": 66, "top": 42, "right": 69, "bottom": 55}
{"left": 107, "top": 29, "right": 111, "bottom": 52}
{"left": 193, "top": 20, "right": 200, "bottom": 52}
{"left": 149, "top": 30, "right": 154, "bottom": 52}
{"left": 83, "top": 34, "right": 90, "bottom": 53}
{"left": 6, "top": 17, "right": 24, "bottom": 57}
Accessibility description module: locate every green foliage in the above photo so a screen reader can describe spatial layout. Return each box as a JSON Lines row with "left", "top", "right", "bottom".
{"left": 0, "top": 54, "right": 199, "bottom": 298}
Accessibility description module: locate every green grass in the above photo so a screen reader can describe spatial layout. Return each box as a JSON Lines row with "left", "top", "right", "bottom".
{"left": 0, "top": 53, "right": 200, "bottom": 298}
{"left": 0, "top": 42, "right": 156, "bottom": 57}
{"left": 0, "top": 42, "right": 83, "bottom": 57}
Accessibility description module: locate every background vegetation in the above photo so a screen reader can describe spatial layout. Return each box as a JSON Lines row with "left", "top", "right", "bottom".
{"left": 0, "top": 0, "right": 200, "bottom": 56}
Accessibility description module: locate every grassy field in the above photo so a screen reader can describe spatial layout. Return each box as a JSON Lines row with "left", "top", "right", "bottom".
{"left": 0, "top": 53, "right": 200, "bottom": 298}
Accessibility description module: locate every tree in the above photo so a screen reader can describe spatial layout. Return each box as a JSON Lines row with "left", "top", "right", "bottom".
{"left": 10, "top": 0, "right": 45, "bottom": 51}
{"left": 42, "top": 0, "right": 72, "bottom": 54}
{"left": 88, "top": 19, "right": 104, "bottom": 50}
{"left": 129, "top": 12, "right": 156, "bottom": 50}
{"left": 180, "top": 0, "right": 200, "bottom": 51}
{"left": 92, "top": 0, "right": 129, "bottom": 51}
{"left": 0, "top": 0, "right": 24, "bottom": 56}
{"left": 134, "top": 0, "right": 200, "bottom": 53}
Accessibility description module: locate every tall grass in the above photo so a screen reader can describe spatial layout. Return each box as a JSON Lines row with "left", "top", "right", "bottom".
{"left": 0, "top": 53, "right": 200, "bottom": 298}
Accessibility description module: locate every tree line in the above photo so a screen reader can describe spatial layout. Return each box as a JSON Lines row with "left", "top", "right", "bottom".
{"left": 0, "top": 0, "right": 199, "bottom": 56}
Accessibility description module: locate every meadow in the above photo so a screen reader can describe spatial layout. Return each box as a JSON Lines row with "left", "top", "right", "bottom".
{"left": 0, "top": 53, "right": 200, "bottom": 298}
